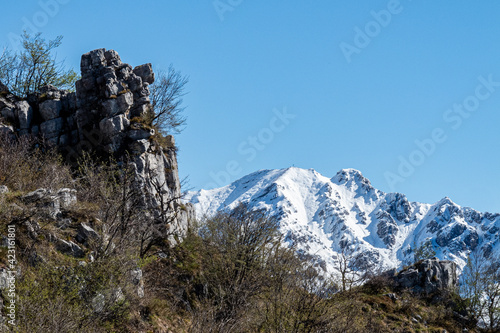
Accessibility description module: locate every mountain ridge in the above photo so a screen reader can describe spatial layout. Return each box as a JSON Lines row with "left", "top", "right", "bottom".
{"left": 186, "top": 167, "right": 500, "bottom": 274}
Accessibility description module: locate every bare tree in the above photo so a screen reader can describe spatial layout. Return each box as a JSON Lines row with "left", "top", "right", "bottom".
{"left": 149, "top": 66, "right": 188, "bottom": 135}
{"left": 460, "top": 248, "right": 500, "bottom": 331}
{"left": 0, "top": 133, "right": 72, "bottom": 192}
{"left": 192, "top": 204, "right": 281, "bottom": 331}
{"left": 258, "top": 246, "right": 336, "bottom": 333}
{"left": 335, "top": 246, "right": 368, "bottom": 292}
{"left": 75, "top": 154, "right": 145, "bottom": 259}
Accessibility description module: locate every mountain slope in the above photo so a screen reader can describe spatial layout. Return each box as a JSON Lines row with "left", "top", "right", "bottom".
{"left": 186, "top": 167, "right": 500, "bottom": 274}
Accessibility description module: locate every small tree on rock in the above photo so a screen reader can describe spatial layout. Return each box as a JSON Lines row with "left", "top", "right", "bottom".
{"left": 148, "top": 66, "right": 188, "bottom": 135}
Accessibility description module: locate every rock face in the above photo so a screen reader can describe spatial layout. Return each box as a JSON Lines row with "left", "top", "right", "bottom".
{"left": 21, "top": 188, "right": 77, "bottom": 220}
{"left": 388, "top": 258, "right": 458, "bottom": 294}
{"left": 0, "top": 49, "right": 193, "bottom": 241}
{"left": 75, "top": 48, "right": 153, "bottom": 155}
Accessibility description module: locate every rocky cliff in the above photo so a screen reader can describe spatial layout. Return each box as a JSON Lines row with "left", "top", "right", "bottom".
{"left": 0, "top": 48, "right": 192, "bottom": 240}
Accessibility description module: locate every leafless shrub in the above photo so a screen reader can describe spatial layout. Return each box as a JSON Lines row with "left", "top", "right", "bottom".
{"left": 0, "top": 133, "right": 72, "bottom": 192}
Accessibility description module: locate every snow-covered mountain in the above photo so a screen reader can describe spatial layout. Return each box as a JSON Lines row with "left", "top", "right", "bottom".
{"left": 186, "top": 167, "right": 500, "bottom": 274}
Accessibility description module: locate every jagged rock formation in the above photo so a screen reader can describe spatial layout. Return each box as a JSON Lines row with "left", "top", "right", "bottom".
{"left": 0, "top": 49, "right": 192, "bottom": 240}
{"left": 187, "top": 167, "right": 500, "bottom": 275}
{"left": 387, "top": 258, "right": 458, "bottom": 294}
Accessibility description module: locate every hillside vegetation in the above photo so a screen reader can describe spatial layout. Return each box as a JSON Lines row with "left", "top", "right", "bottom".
{"left": 0, "top": 143, "right": 479, "bottom": 331}
{"left": 0, "top": 34, "right": 494, "bottom": 333}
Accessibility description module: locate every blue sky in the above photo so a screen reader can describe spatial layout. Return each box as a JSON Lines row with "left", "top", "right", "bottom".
{"left": 2, "top": 1, "right": 500, "bottom": 212}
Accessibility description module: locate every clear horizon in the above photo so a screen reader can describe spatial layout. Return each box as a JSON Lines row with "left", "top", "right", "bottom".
{"left": 2, "top": 1, "right": 500, "bottom": 213}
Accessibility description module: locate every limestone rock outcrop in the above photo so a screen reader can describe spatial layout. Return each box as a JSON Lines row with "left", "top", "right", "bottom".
{"left": 0, "top": 48, "right": 193, "bottom": 241}
{"left": 387, "top": 258, "right": 458, "bottom": 294}
{"left": 21, "top": 188, "right": 77, "bottom": 220}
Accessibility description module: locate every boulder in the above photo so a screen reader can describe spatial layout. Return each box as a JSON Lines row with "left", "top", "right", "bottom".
{"left": 133, "top": 63, "right": 155, "bottom": 84}
{"left": 0, "top": 269, "right": 9, "bottom": 290}
{"left": 59, "top": 133, "right": 69, "bottom": 146}
{"left": 31, "top": 125, "right": 39, "bottom": 136}
{"left": 15, "top": 101, "right": 33, "bottom": 129}
{"left": 0, "top": 123, "right": 14, "bottom": 136}
{"left": 127, "top": 74, "right": 142, "bottom": 92}
{"left": 116, "top": 64, "right": 133, "bottom": 81}
{"left": 92, "top": 293, "right": 105, "bottom": 313}
{"left": 104, "top": 49, "right": 122, "bottom": 67}
{"left": 57, "top": 188, "right": 77, "bottom": 208}
{"left": 22, "top": 188, "right": 52, "bottom": 203}
{"left": 92, "top": 287, "right": 125, "bottom": 313}
{"left": 22, "top": 188, "right": 77, "bottom": 220}
{"left": 101, "top": 98, "right": 123, "bottom": 117}
{"left": 76, "top": 223, "right": 99, "bottom": 246}
{"left": 39, "top": 84, "right": 62, "bottom": 100}
{"left": 40, "top": 117, "right": 64, "bottom": 138}
{"left": 130, "top": 268, "right": 143, "bottom": 285}
{"left": 130, "top": 268, "right": 144, "bottom": 298}
{"left": 89, "top": 48, "right": 106, "bottom": 68}
{"left": 105, "top": 81, "right": 121, "bottom": 98}
{"left": 99, "top": 114, "right": 130, "bottom": 137}
{"left": 389, "top": 258, "right": 458, "bottom": 294}
{"left": 22, "top": 188, "right": 60, "bottom": 219}
{"left": 0, "top": 186, "right": 8, "bottom": 195}
{"left": 127, "top": 128, "right": 154, "bottom": 141}
{"left": 0, "top": 107, "right": 15, "bottom": 122}
{"left": 129, "top": 139, "right": 150, "bottom": 154}
{"left": 56, "top": 238, "right": 85, "bottom": 258}
{"left": 23, "top": 220, "right": 41, "bottom": 239}
{"left": 39, "top": 99, "right": 62, "bottom": 121}
{"left": 117, "top": 91, "right": 133, "bottom": 110}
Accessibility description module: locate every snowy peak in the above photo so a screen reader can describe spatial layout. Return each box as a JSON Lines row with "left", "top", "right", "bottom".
{"left": 331, "top": 168, "right": 376, "bottom": 196}
{"left": 436, "top": 196, "right": 458, "bottom": 208}
{"left": 186, "top": 167, "right": 500, "bottom": 275}
{"left": 331, "top": 168, "right": 367, "bottom": 185}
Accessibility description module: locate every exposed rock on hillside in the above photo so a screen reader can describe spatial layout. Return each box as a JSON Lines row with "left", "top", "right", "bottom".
{"left": 387, "top": 258, "right": 458, "bottom": 294}
{"left": 0, "top": 48, "right": 193, "bottom": 241}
